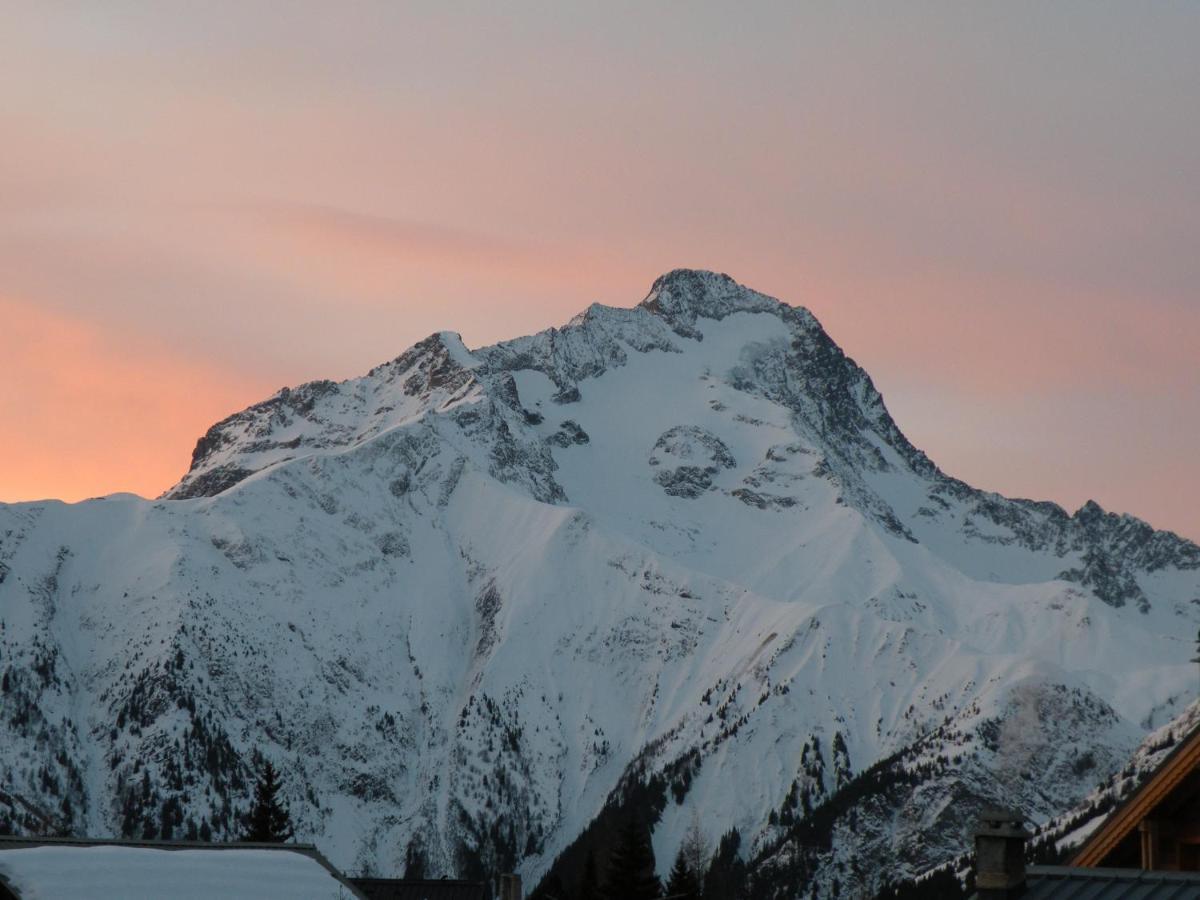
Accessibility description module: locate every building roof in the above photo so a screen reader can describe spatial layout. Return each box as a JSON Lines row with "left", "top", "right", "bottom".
{"left": 1072, "top": 719, "right": 1200, "bottom": 867}
{"left": 1023, "top": 865, "right": 1200, "bottom": 899}
{"left": 0, "top": 836, "right": 367, "bottom": 900}
{"left": 350, "top": 878, "right": 488, "bottom": 900}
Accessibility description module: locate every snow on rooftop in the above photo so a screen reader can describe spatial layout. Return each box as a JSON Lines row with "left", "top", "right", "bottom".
{"left": 0, "top": 844, "right": 359, "bottom": 900}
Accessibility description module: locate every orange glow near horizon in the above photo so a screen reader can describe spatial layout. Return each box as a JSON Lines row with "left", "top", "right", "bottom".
{"left": 0, "top": 296, "right": 270, "bottom": 503}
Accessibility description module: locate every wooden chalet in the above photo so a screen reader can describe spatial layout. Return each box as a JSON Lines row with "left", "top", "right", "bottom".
{"left": 1072, "top": 718, "right": 1200, "bottom": 871}
{"left": 972, "top": 718, "right": 1200, "bottom": 898}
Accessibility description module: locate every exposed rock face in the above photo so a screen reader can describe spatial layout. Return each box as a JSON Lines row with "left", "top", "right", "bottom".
{"left": 649, "top": 426, "right": 736, "bottom": 498}
{"left": 1, "top": 270, "right": 1197, "bottom": 898}
{"left": 547, "top": 420, "right": 590, "bottom": 449}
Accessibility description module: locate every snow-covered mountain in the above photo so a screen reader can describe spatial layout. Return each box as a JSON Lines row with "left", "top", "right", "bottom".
{"left": 1, "top": 270, "right": 1197, "bottom": 896}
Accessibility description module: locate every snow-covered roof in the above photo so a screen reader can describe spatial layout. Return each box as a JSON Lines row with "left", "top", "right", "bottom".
{"left": 1023, "top": 866, "right": 1200, "bottom": 899}
{"left": 0, "top": 838, "right": 366, "bottom": 900}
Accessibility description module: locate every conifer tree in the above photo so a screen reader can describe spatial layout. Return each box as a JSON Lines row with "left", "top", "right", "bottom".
{"left": 702, "top": 829, "right": 746, "bottom": 900}
{"left": 579, "top": 848, "right": 600, "bottom": 900}
{"left": 679, "top": 814, "right": 710, "bottom": 886}
{"left": 532, "top": 871, "right": 568, "bottom": 900}
{"left": 602, "top": 817, "right": 661, "bottom": 900}
{"left": 665, "top": 845, "right": 702, "bottom": 899}
{"left": 241, "top": 760, "right": 294, "bottom": 843}
{"left": 404, "top": 839, "right": 427, "bottom": 879}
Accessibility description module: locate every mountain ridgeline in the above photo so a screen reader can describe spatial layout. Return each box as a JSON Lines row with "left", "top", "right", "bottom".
{"left": 1, "top": 270, "right": 1197, "bottom": 897}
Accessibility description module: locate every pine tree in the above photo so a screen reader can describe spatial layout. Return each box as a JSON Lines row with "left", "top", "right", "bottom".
{"left": 665, "top": 845, "right": 702, "bottom": 899}
{"left": 579, "top": 849, "right": 600, "bottom": 900}
{"left": 702, "top": 829, "right": 746, "bottom": 900}
{"left": 602, "top": 817, "right": 661, "bottom": 900}
{"left": 679, "top": 814, "right": 710, "bottom": 885}
{"left": 404, "top": 839, "right": 427, "bottom": 879}
{"left": 240, "top": 760, "right": 293, "bottom": 843}
{"left": 532, "top": 871, "right": 568, "bottom": 900}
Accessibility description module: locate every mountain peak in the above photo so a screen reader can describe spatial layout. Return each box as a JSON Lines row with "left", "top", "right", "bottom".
{"left": 161, "top": 270, "right": 881, "bottom": 501}
{"left": 638, "top": 269, "right": 811, "bottom": 337}
{"left": 646, "top": 267, "right": 738, "bottom": 298}
{"left": 433, "top": 331, "right": 478, "bottom": 370}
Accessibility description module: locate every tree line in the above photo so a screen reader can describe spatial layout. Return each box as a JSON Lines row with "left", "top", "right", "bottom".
{"left": 531, "top": 814, "right": 749, "bottom": 900}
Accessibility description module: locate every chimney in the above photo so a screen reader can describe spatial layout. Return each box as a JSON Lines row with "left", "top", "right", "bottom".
{"left": 498, "top": 873, "right": 522, "bottom": 900}
{"left": 975, "top": 808, "right": 1028, "bottom": 899}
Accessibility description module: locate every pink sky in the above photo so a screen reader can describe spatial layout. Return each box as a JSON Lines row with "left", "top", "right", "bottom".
{"left": 1, "top": 4, "right": 1197, "bottom": 539}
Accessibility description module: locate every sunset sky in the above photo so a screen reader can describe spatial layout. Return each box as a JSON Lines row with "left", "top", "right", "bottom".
{"left": 2, "top": 3, "right": 1197, "bottom": 539}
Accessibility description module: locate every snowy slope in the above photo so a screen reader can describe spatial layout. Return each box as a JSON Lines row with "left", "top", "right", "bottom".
{"left": 0, "top": 270, "right": 1197, "bottom": 897}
